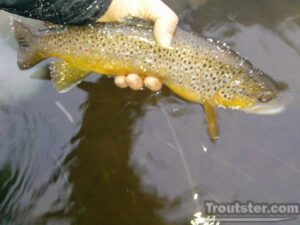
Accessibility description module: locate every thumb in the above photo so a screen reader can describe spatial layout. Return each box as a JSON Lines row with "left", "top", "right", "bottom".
{"left": 146, "top": 0, "right": 178, "bottom": 48}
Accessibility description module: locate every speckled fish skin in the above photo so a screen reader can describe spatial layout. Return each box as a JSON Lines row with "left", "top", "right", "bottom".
{"left": 38, "top": 20, "right": 276, "bottom": 106}
{"left": 12, "top": 19, "right": 279, "bottom": 140}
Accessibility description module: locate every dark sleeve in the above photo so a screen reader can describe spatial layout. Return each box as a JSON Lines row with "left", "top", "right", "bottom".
{"left": 0, "top": 0, "right": 112, "bottom": 25}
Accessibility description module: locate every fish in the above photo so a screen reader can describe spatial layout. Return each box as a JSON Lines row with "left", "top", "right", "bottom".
{"left": 11, "top": 18, "right": 285, "bottom": 141}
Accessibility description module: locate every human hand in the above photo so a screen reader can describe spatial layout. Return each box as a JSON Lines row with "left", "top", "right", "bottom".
{"left": 98, "top": 0, "right": 178, "bottom": 91}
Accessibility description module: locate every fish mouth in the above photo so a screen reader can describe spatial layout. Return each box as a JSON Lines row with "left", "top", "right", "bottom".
{"left": 242, "top": 93, "right": 292, "bottom": 115}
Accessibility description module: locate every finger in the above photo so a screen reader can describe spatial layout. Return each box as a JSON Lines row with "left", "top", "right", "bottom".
{"left": 145, "top": 0, "right": 178, "bottom": 48}
{"left": 153, "top": 15, "right": 178, "bottom": 48}
{"left": 126, "top": 73, "right": 144, "bottom": 90}
{"left": 144, "top": 77, "right": 163, "bottom": 91}
{"left": 114, "top": 76, "right": 128, "bottom": 88}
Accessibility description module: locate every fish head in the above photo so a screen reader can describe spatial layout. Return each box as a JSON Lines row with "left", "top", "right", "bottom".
{"left": 214, "top": 70, "right": 287, "bottom": 114}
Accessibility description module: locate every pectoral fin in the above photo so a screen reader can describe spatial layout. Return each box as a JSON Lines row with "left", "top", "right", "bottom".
{"left": 203, "top": 101, "right": 219, "bottom": 142}
{"left": 49, "top": 61, "right": 90, "bottom": 93}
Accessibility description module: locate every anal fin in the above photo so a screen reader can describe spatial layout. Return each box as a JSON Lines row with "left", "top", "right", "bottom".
{"left": 50, "top": 61, "right": 90, "bottom": 93}
{"left": 203, "top": 101, "right": 219, "bottom": 142}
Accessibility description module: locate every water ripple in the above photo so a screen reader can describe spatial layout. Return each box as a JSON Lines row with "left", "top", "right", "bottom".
{"left": 0, "top": 103, "right": 70, "bottom": 224}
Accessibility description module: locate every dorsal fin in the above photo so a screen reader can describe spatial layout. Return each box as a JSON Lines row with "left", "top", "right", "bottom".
{"left": 120, "top": 16, "right": 154, "bottom": 28}
{"left": 36, "top": 22, "right": 65, "bottom": 34}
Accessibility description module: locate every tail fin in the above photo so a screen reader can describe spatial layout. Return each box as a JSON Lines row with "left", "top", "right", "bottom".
{"left": 11, "top": 20, "right": 44, "bottom": 69}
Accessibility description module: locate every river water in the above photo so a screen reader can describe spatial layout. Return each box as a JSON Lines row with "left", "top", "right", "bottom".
{"left": 0, "top": 0, "right": 300, "bottom": 225}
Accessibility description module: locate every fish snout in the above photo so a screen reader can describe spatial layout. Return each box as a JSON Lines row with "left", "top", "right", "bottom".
{"left": 243, "top": 91, "right": 291, "bottom": 115}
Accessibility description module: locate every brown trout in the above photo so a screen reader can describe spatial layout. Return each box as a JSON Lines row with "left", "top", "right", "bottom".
{"left": 12, "top": 18, "right": 284, "bottom": 140}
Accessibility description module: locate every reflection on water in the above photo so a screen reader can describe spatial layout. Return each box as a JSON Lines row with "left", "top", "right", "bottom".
{"left": 1, "top": 1, "right": 300, "bottom": 225}
{"left": 48, "top": 80, "right": 169, "bottom": 225}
